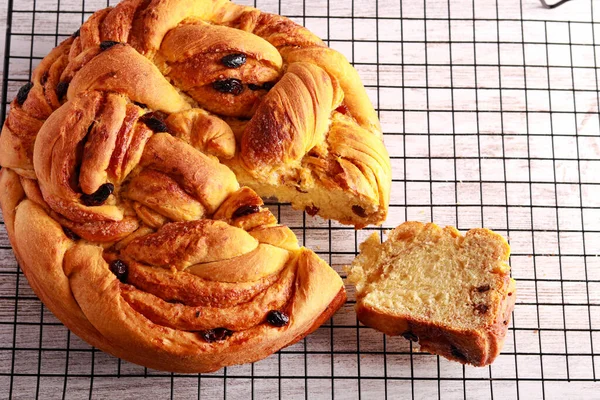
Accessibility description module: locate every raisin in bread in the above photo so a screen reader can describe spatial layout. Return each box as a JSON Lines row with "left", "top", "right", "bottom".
{"left": 347, "top": 222, "right": 516, "bottom": 366}
{"left": 0, "top": 0, "right": 391, "bottom": 228}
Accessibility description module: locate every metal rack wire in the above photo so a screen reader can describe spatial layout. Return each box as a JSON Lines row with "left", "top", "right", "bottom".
{"left": 1, "top": 0, "right": 599, "bottom": 398}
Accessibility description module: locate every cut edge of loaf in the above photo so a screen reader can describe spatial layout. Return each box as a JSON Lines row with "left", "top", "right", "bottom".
{"left": 347, "top": 221, "right": 516, "bottom": 367}
{"left": 235, "top": 171, "right": 388, "bottom": 229}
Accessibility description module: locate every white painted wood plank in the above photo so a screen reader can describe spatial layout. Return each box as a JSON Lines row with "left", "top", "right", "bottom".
{"left": 1, "top": 0, "right": 599, "bottom": 399}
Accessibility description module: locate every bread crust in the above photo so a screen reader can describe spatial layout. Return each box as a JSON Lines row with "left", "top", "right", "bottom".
{"left": 349, "top": 222, "right": 516, "bottom": 367}
{"left": 0, "top": 0, "right": 396, "bottom": 371}
{"left": 1, "top": 169, "right": 345, "bottom": 372}
{"left": 355, "top": 278, "right": 515, "bottom": 366}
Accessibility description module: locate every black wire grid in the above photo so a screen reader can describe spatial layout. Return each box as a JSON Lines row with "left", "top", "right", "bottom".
{"left": 1, "top": 0, "right": 599, "bottom": 398}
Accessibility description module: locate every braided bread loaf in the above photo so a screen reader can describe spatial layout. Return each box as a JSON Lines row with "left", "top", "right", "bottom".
{"left": 0, "top": 0, "right": 399, "bottom": 372}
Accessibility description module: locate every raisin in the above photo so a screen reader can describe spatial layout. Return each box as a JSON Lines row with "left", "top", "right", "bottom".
{"left": 401, "top": 331, "right": 419, "bottom": 342}
{"left": 305, "top": 206, "right": 319, "bottom": 216}
{"left": 80, "top": 183, "right": 115, "bottom": 206}
{"left": 352, "top": 205, "right": 368, "bottom": 218}
{"left": 109, "top": 259, "right": 128, "bottom": 283}
{"left": 474, "top": 304, "right": 489, "bottom": 314}
{"left": 508, "top": 292, "right": 513, "bottom": 296}
{"left": 195, "top": 311, "right": 201, "bottom": 318}
{"left": 212, "top": 79, "right": 244, "bottom": 95}
{"left": 16, "top": 82, "right": 33, "bottom": 106}
{"left": 99, "top": 41, "right": 121, "bottom": 51}
{"left": 503, "top": 320, "right": 509, "bottom": 325}
{"left": 450, "top": 345, "right": 467, "bottom": 361}
{"left": 232, "top": 205, "right": 260, "bottom": 219}
{"left": 72, "top": 29, "right": 80, "bottom": 38}
{"left": 221, "top": 53, "right": 247, "bottom": 68}
{"left": 336, "top": 104, "right": 350, "bottom": 115}
{"left": 262, "top": 81, "right": 276, "bottom": 91}
{"left": 266, "top": 310, "right": 289, "bottom": 327}
{"left": 476, "top": 284, "right": 491, "bottom": 293}
{"left": 56, "top": 81, "right": 69, "bottom": 101}
{"left": 200, "top": 328, "right": 233, "bottom": 343}
{"left": 62, "top": 227, "right": 80, "bottom": 240}
{"left": 139, "top": 112, "right": 169, "bottom": 133}
{"left": 248, "top": 83, "right": 262, "bottom": 91}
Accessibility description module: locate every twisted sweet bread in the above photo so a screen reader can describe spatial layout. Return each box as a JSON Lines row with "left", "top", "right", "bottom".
{"left": 0, "top": 0, "right": 398, "bottom": 372}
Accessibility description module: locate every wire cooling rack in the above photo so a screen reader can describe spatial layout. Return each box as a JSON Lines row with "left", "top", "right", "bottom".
{"left": 1, "top": 0, "right": 600, "bottom": 398}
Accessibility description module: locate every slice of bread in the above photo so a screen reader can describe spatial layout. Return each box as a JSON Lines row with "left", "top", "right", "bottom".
{"left": 347, "top": 221, "right": 516, "bottom": 366}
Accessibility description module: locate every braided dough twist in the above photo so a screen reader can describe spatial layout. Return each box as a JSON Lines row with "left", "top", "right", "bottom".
{"left": 0, "top": 0, "right": 391, "bottom": 372}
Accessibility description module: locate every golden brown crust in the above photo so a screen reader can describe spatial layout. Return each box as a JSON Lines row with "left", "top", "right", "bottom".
{"left": 355, "top": 280, "right": 516, "bottom": 366}
{"left": 1, "top": 181, "right": 345, "bottom": 372}
{"left": 2, "top": 0, "right": 390, "bottom": 228}
{"left": 240, "top": 62, "right": 340, "bottom": 170}
{"left": 348, "top": 222, "right": 516, "bottom": 367}
{"left": 0, "top": 38, "right": 73, "bottom": 175}
{"left": 165, "top": 109, "right": 236, "bottom": 159}
{"left": 61, "top": 244, "right": 344, "bottom": 373}
{"left": 0, "top": 0, "right": 367, "bottom": 372}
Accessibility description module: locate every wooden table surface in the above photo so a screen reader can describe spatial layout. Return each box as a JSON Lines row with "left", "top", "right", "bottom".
{"left": 1, "top": 0, "right": 599, "bottom": 399}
